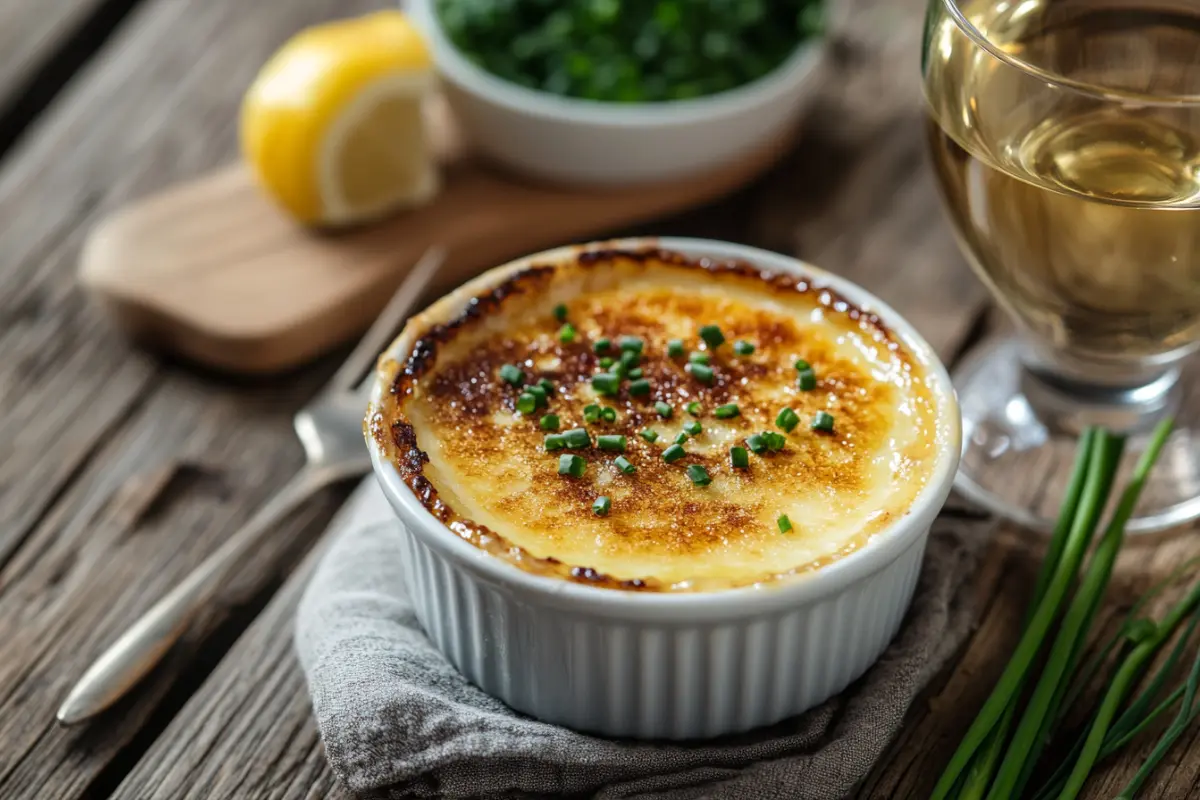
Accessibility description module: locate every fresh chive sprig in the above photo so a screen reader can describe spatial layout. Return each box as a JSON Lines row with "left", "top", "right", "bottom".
{"left": 931, "top": 429, "right": 1123, "bottom": 799}
{"left": 933, "top": 421, "right": 1180, "bottom": 800}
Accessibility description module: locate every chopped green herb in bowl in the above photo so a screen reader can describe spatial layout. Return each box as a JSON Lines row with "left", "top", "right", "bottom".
{"left": 408, "top": 0, "right": 828, "bottom": 184}
{"left": 434, "top": 0, "right": 824, "bottom": 104}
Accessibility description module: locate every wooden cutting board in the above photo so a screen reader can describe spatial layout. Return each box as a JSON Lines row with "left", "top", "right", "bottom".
{"left": 79, "top": 98, "right": 791, "bottom": 375}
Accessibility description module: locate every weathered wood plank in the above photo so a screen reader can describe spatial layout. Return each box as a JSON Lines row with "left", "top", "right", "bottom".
{"left": 0, "top": 0, "right": 150, "bottom": 155}
{"left": 861, "top": 522, "right": 1200, "bottom": 799}
{"left": 0, "top": 0, "right": 394, "bottom": 568}
{"left": 107, "top": 0, "right": 1200, "bottom": 795}
{"left": 100, "top": 1, "right": 995, "bottom": 797}
{"left": 107, "top": 514, "right": 350, "bottom": 800}
{"left": 858, "top": 306, "right": 1200, "bottom": 798}
{"left": 856, "top": 527, "right": 1033, "bottom": 799}
{"left": 0, "top": 370, "right": 357, "bottom": 797}
{"left": 27, "top": 0, "right": 1200, "bottom": 795}
{"left": 0, "top": 0, "right": 402, "bottom": 796}
{"left": 0, "top": 0, "right": 106, "bottom": 103}
{"left": 107, "top": 516, "right": 1200, "bottom": 800}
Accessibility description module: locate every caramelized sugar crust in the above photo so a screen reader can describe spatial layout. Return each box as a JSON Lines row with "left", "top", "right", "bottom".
{"left": 369, "top": 248, "right": 942, "bottom": 592}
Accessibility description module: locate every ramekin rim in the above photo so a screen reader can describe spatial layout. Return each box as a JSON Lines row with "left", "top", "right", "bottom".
{"left": 367, "top": 237, "right": 962, "bottom": 616}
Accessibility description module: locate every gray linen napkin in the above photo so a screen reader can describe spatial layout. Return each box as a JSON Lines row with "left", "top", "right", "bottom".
{"left": 296, "top": 479, "right": 992, "bottom": 800}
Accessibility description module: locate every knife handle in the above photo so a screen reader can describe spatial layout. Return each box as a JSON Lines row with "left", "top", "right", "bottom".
{"left": 56, "top": 467, "right": 329, "bottom": 725}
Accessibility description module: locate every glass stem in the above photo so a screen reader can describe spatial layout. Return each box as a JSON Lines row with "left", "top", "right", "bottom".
{"left": 1018, "top": 342, "right": 1182, "bottom": 437}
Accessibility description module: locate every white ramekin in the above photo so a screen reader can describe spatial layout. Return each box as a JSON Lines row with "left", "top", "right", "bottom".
{"left": 368, "top": 238, "right": 962, "bottom": 740}
{"left": 405, "top": 0, "right": 828, "bottom": 185}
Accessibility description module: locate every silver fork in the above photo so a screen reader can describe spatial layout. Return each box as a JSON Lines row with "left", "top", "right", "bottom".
{"left": 56, "top": 246, "right": 445, "bottom": 725}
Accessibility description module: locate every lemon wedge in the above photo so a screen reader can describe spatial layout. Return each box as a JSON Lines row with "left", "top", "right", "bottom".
{"left": 240, "top": 11, "right": 438, "bottom": 227}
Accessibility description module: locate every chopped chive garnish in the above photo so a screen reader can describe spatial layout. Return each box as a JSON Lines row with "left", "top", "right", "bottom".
{"left": 611, "top": 362, "right": 627, "bottom": 379}
{"left": 540, "top": 414, "right": 560, "bottom": 431}
{"left": 628, "top": 368, "right": 644, "bottom": 379}
{"left": 778, "top": 514, "right": 793, "bottom": 533}
{"left": 776, "top": 407, "right": 800, "bottom": 433}
{"left": 683, "top": 420, "right": 702, "bottom": 436}
{"left": 764, "top": 432, "right": 786, "bottom": 451}
{"left": 592, "top": 495, "right": 611, "bottom": 515}
{"left": 499, "top": 364, "right": 523, "bottom": 386}
{"left": 798, "top": 369, "right": 817, "bottom": 391}
{"left": 553, "top": 303, "right": 568, "bottom": 322}
{"left": 655, "top": 401, "right": 673, "bottom": 419}
{"left": 686, "top": 401, "right": 702, "bottom": 416}
{"left": 538, "top": 378, "right": 554, "bottom": 394}
{"left": 583, "top": 404, "right": 601, "bottom": 423}
{"left": 686, "top": 363, "right": 714, "bottom": 384}
{"left": 563, "top": 427, "right": 591, "bottom": 449}
{"left": 639, "top": 429, "right": 659, "bottom": 443}
{"left": 599, "top": 356, "right": 614, "bottom": 368}
{"left": 620, "top": 349, "right": 640, "bottom": 368}
{"left": 629, "top": 378, "right": 651, "bottom": 396}
{"left": 559, "top": 454, "right": 586, "bottom": 477}
{"left": 674, "top": 432, "right": 689, "bottom": 445}
{"left": 667, "top": 339, "right": 685, "bottom": 357}
{"left": 614, "top": 456, "right": 636, "bottom": 474}
{"left": 662, "top": 444, "right": 686, "bottom": 463}
{"left": 600, "top": 406, "right": 617, "bottom": 422}
{"left": 730, "top": 446, "right": 749, "bottom": 469}
{"left": 688, "top": 351, "right": 710, "bottom": 365}
{"left": 558, "top": 323, "right": 576, "bottom": 343}
{"left": 699, "top": 324, "right": 725, "bottom": 349}
{"left": 734, "top": 340, "right": 755, "bottom": 355}
{"left": 525, "top": 384, "right": 548, "bottom": 407}
{"left": 544, "top": 433, "right": 566, "bottom": 451}
{"left": 618, "top": 335, "right": 644, "bottom": 354}
{"left": 746, "top": 434, "right": 767, "bottom": 454}
{"left": 592, "top": 373, "right": 620, "bottom": 396}
{"left": 686, "top": 465, "right": 712, "bottom": 487}
{"left": 594, "top": 338, "right": 611, "bottom": 354}
{"left": 794, "top": 359, "right": 811, "bottom": 372}
{"left": 812, "top": 411, "right": 835, "bottom": 432}
{"left": 714, "top": 403, "right": 740, "bottom": 419}
{"left": 517, "top": 393, "right": 537, "bottom": 414}
{"left": 597, "top": 434, "right": 627, "bottom": 452}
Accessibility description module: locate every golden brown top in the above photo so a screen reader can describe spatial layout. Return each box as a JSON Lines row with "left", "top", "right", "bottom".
{"left": 370, "top": 247, "right": 947, "bottom": 592}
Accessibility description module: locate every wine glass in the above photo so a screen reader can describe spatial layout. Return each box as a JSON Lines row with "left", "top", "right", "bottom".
{"left": 922, "top": 0, "right": 1200, "bottom": 532}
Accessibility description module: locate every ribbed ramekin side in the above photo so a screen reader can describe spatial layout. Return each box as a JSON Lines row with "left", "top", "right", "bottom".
{"left": 395, "top": 522, "right": 929, "bottom": 740}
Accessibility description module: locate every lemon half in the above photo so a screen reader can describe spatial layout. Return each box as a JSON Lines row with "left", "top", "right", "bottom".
{"left": 240, "top": 11, "right": 438, "bottom": 227}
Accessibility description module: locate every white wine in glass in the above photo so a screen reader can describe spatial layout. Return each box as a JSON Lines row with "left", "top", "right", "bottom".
{"left": 923, "top": 0, "right": 1200, "bottom": 532}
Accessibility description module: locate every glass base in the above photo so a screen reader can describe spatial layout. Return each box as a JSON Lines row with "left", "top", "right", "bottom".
{"left": 953, "top": 338, "right": 1200, "bottom": 534}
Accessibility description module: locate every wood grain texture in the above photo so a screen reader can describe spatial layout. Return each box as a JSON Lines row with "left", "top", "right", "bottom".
{"left": 0, "top": 0, "right": 396, "bottom": 566}
{"left": 859, "top": 525, "right": 1200, "bottom": 799}
{"left": 0, "top": 0, "right": 107, "bottom": 104}
{"left": 6, "top": 0, "right": 1198, "bottom": 797}
{"left": 92, "top": 1, "right": 993, "bottom": 798}
{"left": 107, "top": 541, "right": 349, "bottom": 800}
{"left": 0, "top": 0, "right": 151, "bottom": 160}
{"left": 0, "top": 370, "right": 353, "bottom": 798}
{"left": 0, "top": 0, "right": 399, "bottom": 797}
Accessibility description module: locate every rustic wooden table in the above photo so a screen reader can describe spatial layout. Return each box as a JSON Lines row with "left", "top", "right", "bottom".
{"left": 4, "top": 0, "right": 1200, "bottom": 798}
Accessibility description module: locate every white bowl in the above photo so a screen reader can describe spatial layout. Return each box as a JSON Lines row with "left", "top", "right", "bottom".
{"left": 406, "top": 0, "right": 828, "bottom": 185}
{"left": 367, "top": 238, "right": 961, "bottom": 739}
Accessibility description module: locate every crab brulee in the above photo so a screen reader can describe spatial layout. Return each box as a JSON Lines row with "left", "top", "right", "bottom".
{"left": 370, "top": 247, "right": 947, "bottom": 592}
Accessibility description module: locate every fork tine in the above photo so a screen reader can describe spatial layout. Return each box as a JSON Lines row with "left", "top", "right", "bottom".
{"left": 322, "top": 245, "right": 446, "bottom": 396}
